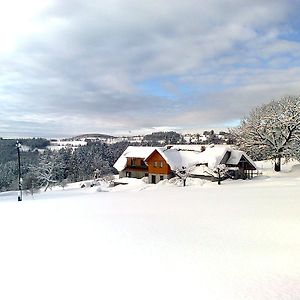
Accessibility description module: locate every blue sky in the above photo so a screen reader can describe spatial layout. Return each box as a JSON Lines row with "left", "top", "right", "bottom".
{"left": 1, "top": 0, "right": 300, "bottom": 137}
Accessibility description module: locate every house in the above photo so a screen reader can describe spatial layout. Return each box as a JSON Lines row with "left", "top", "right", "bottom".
{"left": 113, "top": 146, "right": 176, "bottom": 183}
{"left": 144, "top": 149, "right": 173, "bottom": 184}
{"left": 113, "top": 145, "right": 257, "bottom": 184}
{"left": 186, "top": 145, "right": 257, "bottom": 180}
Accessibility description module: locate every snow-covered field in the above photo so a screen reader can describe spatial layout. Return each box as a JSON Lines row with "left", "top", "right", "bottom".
{"left": 0, "top": 162, "right": 300, "bottom": 300}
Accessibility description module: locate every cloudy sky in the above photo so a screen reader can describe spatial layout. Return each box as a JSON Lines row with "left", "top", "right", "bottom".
{"left": 1, "top": 0, "right": 300, "bottom": 137}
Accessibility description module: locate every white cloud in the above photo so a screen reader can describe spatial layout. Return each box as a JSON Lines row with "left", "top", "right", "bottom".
{"left": 1, "top": 0, "right": 300, "bottom": 136}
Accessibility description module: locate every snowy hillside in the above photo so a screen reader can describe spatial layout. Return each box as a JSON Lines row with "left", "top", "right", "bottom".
{"left": 0, "top": 163, "right": 299, "bottom": 300}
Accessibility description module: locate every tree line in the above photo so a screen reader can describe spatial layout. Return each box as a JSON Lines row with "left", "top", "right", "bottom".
{"left": 0, "top": 140, "right": 130, "bottom": 192}
{"left": 0, "top": 138, "right": 49, "bottom": 192}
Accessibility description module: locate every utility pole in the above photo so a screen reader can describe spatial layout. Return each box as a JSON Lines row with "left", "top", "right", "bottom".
{"left": 16, "top": 141, "right": 22, "bottom": 201}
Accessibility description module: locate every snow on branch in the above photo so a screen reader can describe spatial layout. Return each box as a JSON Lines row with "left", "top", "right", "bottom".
{"left": 231, "top": 95, "right": 300, "bottom": 171}
{"left": 175, "top": 165, "right": 196, "bottom": 186}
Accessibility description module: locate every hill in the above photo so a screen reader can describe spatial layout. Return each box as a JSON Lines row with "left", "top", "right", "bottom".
{"left": 66, "top": 133, "right": 116, "bottom": 140}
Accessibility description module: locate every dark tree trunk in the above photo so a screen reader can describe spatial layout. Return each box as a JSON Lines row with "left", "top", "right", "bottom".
{"left": 44, "top": 182, "right": 50, "bottom": 192}
{"left": 274, "top": 156, "right": 281, "bottom": 172}
{"left": 218, "top": 173, "right": 221, "bottom": 185}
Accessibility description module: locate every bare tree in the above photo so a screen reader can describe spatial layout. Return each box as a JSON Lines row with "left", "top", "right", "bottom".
{"left": 204, "top": 164, "right": 228, "bottom": 185}
{"left": 231, "top": 96, "right": 300, "bottom": 171}
{"left": 31, "top": 153, "right": 64, "bottom": 191}
{"left": 175, "top": 165, "right": 195, "bottom": 187}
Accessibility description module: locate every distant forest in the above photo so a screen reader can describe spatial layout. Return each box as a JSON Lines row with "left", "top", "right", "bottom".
{"left": 0, "top": 138, "right": 130, "bottom": 192}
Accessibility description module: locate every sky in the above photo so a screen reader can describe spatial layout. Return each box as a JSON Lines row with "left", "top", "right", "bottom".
{"left": 1, "top": 0, "right": 300, "bottom": 138}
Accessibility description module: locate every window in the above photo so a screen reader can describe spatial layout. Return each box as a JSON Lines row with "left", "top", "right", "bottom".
{"left": 154, "top": 161, "right": 158, "bottom": 167}
{"left": 159, "top": 161, "right": 163, "bottom": 168}
{"left": 131, "top": 158, "right": 136, "bottom": 166}
{"left": 160, "top": 175, "right": 164, "bottom": 181}
{"left": 126, "top": 172, "right": 131, "bottom": 178}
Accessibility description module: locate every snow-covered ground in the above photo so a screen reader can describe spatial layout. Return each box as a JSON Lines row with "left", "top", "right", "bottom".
{"left": 47, "top": 140, "right": 88, "bottom": 151}
{"left": 0, "top": 162, "right": 300, "bottom": 300}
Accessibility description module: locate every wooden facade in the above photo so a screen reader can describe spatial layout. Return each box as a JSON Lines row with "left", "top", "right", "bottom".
{"left": 145, "top": 150, "right": 171, "bottom": 175}
{"left": 227, "top": 155, "right": 256, "bottom": 179}
{"left": 121, "top": 157, "right": 148, "bottom": 179}
{"left": 119, "top": 151, "right": 173, "bottom": 183}
{"left": 145, "top": 150, "right": 173, "bottom": 184}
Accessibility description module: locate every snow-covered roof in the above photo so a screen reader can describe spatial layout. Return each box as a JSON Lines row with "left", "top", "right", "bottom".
{"left": 194, "top": 146, "right": 256, "bottom": 169}
{"left": 226, "top": 150, "right": 256, "bottom": 169}
{"left": 196, "top": 146, "right": 230, "bottom": 169}
{"left": 113, "top": 146, "right": 165, "bottom": 172}
{"left": 188, "top": 146, "right": 256, "bottom": 177}
{"left": 169, "top": 144, "right": 205, "bottom": 151}
{"left": 159, "top": 148, "right": 201, "bottom": 170}
{"left": 189, "top": 165, "right": 210, "bottom": 176}
{"left": 123, "top": 146, "right": 162, "bottom": 159}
